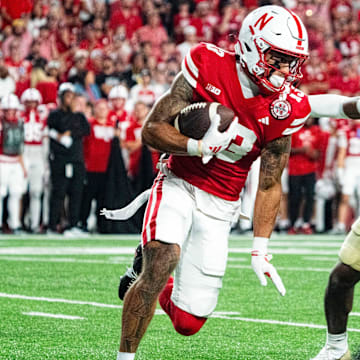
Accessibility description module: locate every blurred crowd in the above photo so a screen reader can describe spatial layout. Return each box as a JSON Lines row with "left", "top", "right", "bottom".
{"left": 0, "top": 0, "right": 359, "bottom": 235}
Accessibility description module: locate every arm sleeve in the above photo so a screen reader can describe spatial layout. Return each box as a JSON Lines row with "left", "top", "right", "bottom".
{"left": 309, "top": 94, "right": 348, "bottom": 118}
{"left": 47, "top": 111, "right": 57, "bottom": 130}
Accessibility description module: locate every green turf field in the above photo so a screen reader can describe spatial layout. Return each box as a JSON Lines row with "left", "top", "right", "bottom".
{"left": 1, "top": 234, "right": 359, "bottom": 360}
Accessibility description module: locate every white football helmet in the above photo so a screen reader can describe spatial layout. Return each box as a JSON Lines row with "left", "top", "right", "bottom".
{"left": 20, "top": 88, "right": 43, "bottom": 104}
{"left": 235, "top": 5, "right": 309, "bottom": 92}
{"left": 1, "top": 93, "right": 21, "bottom": 110}
{"left": 108, "top": 85, "right": 129, "bottom": 100}
{"left": 58, "top": 82, "right": 75, "bottom": 97}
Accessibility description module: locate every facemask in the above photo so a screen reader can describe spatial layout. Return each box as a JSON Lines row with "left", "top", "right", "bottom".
{"left": 269, "top": 74, "right": 285, "bottom": 88}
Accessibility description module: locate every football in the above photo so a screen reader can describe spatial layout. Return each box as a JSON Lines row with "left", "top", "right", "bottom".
{"left": 172, "top": 102, "right": 235, "bottom": 140}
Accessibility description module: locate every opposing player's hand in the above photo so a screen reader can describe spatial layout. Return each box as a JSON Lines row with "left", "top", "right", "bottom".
{"left": 200, "top": 115, "right": 237, "bottom": 164}
{"left": 100, "top": 208, "right": 115, "bottom": 219}
{"left": 251, "top": 251, "right": 286, "bottom": 296}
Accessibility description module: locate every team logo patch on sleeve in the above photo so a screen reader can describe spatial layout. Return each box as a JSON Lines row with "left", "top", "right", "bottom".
{"left": 270, "top": 99, "right": 292, "bottom": 120}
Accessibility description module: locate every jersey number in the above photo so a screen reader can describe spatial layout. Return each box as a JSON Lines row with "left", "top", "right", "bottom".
{"left": 206, "top": 43, "right": 225, "bottom": 57}
{"left": 216, "top": 122, "right": 257, "bottom": 163}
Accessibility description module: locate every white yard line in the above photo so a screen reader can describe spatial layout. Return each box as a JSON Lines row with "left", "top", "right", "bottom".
{"left": 302, "top": 256, "right": 338, "bottom": 261}
{"left": 0, "top": 246, "right": 343, "bottom": 256}
{"left": 0, "top": 256, "right": 131, "bottom": 264}
{"left": 0, "top": 247, "right": 136, "bottom": 255}
{"left": 209, "top": 314, "right": 360, "bottom": 333}
{"left": 22, "top": 311, "right": 85, "bottom": 320}
{"left": 0, "top": 293, "right": 123, "bottom": 309}
{"left": 229, "top": 264, "right": 331, "bottom": 272}
{"left": 2, "top": 292, "right": 360, "bottom": 332}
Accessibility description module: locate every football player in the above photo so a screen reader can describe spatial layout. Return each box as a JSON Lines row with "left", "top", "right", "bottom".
{"left": 113, "top": 6, "right": 360, "bottom": 360}
{"left": 0, "top": 94, "right": 26, "bottom": 233}
{"left": 20, "top": 88, "right": 47, "bottom": 233}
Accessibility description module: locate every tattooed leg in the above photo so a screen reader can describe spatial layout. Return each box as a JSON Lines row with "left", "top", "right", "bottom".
{"left": 120, "top": 240, "right": 180, "bottom": 353}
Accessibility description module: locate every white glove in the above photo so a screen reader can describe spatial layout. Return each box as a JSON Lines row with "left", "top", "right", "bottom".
{"left": 187, "top": 115, "right": 237, "bottom": 164}
{"left": 100, "top": 208, "right": 116, "bottom": 219}
{"left": 60, "top": 135, "right": 73, "bottom": 148}
{"left": 251, "top": 237, "right": 286, "bottom": 296}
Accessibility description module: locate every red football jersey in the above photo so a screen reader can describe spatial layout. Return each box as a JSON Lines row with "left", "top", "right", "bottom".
{"left": 83, "top": 117, "right": 116, "bottom": 173}
{"left": 168, "top": 43, "right": 312, "bottom": 201}
{"left": 288, "top": 125, "right": 323, "bottom": 176}
{"left": 22, "top": 109, "right": 47, "bottom": 146}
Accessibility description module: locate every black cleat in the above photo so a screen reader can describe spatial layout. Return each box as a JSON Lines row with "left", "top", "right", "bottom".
{"left": 118, "top": 244, "right": 143, "bottom": 300}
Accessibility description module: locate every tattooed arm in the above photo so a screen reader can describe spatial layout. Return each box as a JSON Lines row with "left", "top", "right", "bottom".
{"left": 141, "top": 72, "right": 194, "bottom": 154}
{"left": 250, "top": 136, "right": 290, "bottom": 296}
{"left": 253, "top": 136, "right": 291, "bottom": 238}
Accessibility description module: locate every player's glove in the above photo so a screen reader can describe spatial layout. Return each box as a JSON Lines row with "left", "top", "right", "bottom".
{"left": 251, "top": 237, "right": 286, "bottom": 296}
{"left": 187, "top": 115, "right": 237, "bottom": 164}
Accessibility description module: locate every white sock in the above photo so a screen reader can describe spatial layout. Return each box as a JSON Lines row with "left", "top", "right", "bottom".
{"left": 30, "top": 193, "right": 41, "bottom": 230}
{"left": 326, "top": 332, "right": 348, "bottom": 356}
{"left": 8, "top": 194, "right": 21, "bottom": 230}
{"left": 117, "top": 352, "right": 135, "bottom": 360}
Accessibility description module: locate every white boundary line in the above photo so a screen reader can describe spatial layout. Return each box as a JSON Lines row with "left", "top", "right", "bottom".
{"left": 22, "top": 311, "right": 85, "bottom": 320}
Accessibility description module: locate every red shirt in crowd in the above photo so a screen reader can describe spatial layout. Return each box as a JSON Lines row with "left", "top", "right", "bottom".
{"left": 83, "top": 116, "right": 116, "bottom": 173}
{"left": 0, "top": 0, "right": 33, "bottom": 23}
{"left": 288, "top": 125, "right": 324, "bottom": 176}
{"left": 109, "top": 8, "right": 142, "bottom": 38}
{"left": 36, "top": 81, "right": 59, "bottom": 104}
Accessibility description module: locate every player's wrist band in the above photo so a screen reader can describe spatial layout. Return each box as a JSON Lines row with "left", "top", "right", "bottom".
{"left": 187, "top": 138, "right": 202, "bottom": 156}
{"left": 252, "top": 237, "right": 269, "bottom": 254}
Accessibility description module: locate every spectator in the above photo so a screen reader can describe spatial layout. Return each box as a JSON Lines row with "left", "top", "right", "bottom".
{"left": 96, "top": 56, "right": 126, "bottom": 98}
{"left": 329, "top": 60, "right": 360, "bottom": 96}
{"left": 191, "top": 0, "right": 220, "bottom": 42}
{"left": 128, "top": 68, "right": 157, "bottom": 110}
{"left": 2, "top": 19, "right": 33, "bottom": 61}
{"left": 36, "top": 25, "right": 58, "bottom": 61}
{"left": 300, "top": 49, "right": 330, "bottom": 95}
{"left": 4, "top": 39, "right": 32, "bottom": 98}
{"left": 109, "top": 0, "right": 143, "bottom": 38}
{"left": 109, "top": 29, "right": 132, "bottom": 65}
{"left": 0, "top": 94, "right": 26, "bottom": 233}
{"left": 0, "top": 63, "right": 16, "bottom": 99}
{"left": 26, "top": 39, "right": 47, "bottom": 71}
{"left": 35, "top": 60, "right": 61, "bottom": 104}
{"left": 288, "top": 117, "right": 323, "bottom": 235}
{"left": 47, "top": 83, "right": 90, "bottom": 235}
{"left": 80, "top": 99, "right": 117, "bottom": 232}
{"left": 132, "top": 11, "right": 169, "bottom": 59}
{"left": 177, "top": 25, "right": 198, "bottom": 60}
{"left": 0, "top": 0, "right": 33, "bottom": 26}
{"left": 173, "top": 1, "right": 193, "bottom": 44}
{"left": 27, "top": 1, "right": 47, "bottom": 38}
{"left": 68, "top": 49, "right": 98, "bottom": 99}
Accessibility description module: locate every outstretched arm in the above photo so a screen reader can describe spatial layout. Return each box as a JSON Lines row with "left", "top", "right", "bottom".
{"left": 251, "top": 136, "right": 291, "bottom": 296}
{"left": 309, "top": 94, "right": 360, "bottom": 119}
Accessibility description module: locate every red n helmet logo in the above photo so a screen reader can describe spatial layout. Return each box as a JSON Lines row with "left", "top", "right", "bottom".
{"left": 254, "top": 13, "right": 274, "bottom": 30}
